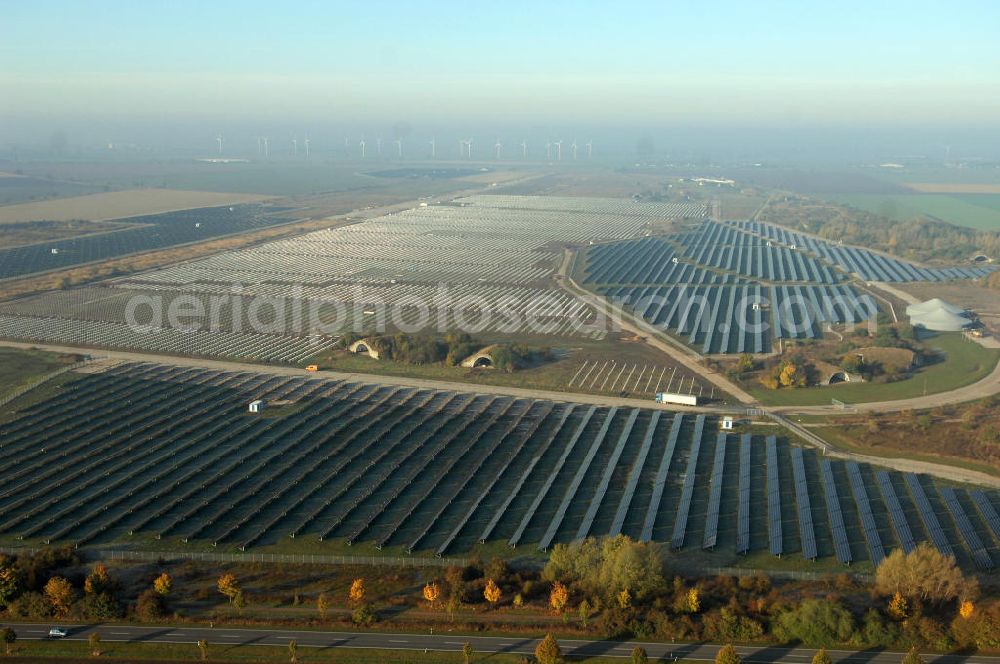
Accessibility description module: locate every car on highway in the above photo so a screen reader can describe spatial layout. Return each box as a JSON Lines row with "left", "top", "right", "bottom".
{"left": 47, "top": 628, "right": 68, "bottom": 638}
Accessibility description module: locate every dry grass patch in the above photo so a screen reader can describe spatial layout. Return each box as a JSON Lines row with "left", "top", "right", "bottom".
{"left": 0, "top": 189, "right": 273, "bottom": 223}
{"left": 906, "top": 182, "right": 1000, "bottom": 194}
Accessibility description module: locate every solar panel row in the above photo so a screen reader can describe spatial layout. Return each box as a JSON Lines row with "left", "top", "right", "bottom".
{"left": 765, "top": 436, "right": 783, "bottom": 557}
{"left": 670, "top": 415, "right": 706, "bottom": 549}
{"left": 640, "top": 413, "right": 685, "bottom": 542}
{"left": 846, "top": 462, "right": 885, "bottom": 567}
{"left": 875, "top": 470, "right": 917, "bottom": 553}
{"left": 508, "top": 406, "right": 595, "bottom": 548}
{"left": 576, "top": 409, "right": 640, "bottom": 540}
{"left": 702, "top": 432, "right": 727, "bottom": 550}
{"left": 538, "top": 407, "right": 618, "bottom": 550}
{"left": 905, "top": 473, "right": 954, "bottom": 558}
{"left": 821, "top": 460, "right": 852, "bottom": 564}
{"left": 736, "top": 434, "right": 752, "bottom": 555}
{"left": 609, "top": 411, "right": 662, "bottom": 537}
{"left": 970, "top": 490, "right": 1000, "bottom": 542}
{"left": 939, "top": 487, "right": 993, "bottom": 571}
{"left": 790, "top": 448, "right": 817, "bottom": 560}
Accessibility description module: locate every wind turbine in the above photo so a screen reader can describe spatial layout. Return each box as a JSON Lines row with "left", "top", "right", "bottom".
{"left": 304, "top": 135, "right": 310, "bottom": 158}
{"left": 571, "top": 138, "right": 578, "bottom": 160}
{"left": 359, "top": 136, "right": 366, "bottom": 158}
{"left": 466, "top": 138, "right": 473, "bottom": 159}
{"left": 263, "top": 137, "right": 270, "bottom": 158}
{"left": 429, "top": 137, "right": 436, "bottom": 159}
{"left": 586, "top": 140, "right": 593, "bottom": 159}
{"left": 216, "top": 134, "right": 223, "bottom": 155}
{"left": 545, "top": 139, "right": 552, "bottom": 160}
{"left": 395, "top": 138, "right": 402, "bottom": 158}
{"left": 494, "top": 137, "right": 502, "bottom": 159}
{"left": 554, "top": 140, "right": 563, "bottom": 161}
{"left": 292, "top": 137, "right": 298, "bottom": 156}
{"left": 376, "top": 136, "right": 382, "bottom": 157}
{"left": 520, "top": 140, "right": 527, "bottom": 159}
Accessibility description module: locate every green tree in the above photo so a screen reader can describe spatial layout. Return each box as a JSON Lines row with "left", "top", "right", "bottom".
{"left": 535, "top": 633, "right": 562, "bottom": 664}
{"left": 715, "top": 644, "right": 742, "bottom": 664}
{"left": 543, "top": 535, "right": 667, "bottom": 604}
{"left": 901, "top": 647, "right": 924, "bottom": 664}
{"left": 463, "top": 641, "right": 474, "bottom": 664}
{"left": 773, "top": 599, "right": 855, "bottom": 646}
{"left": 1, "top": 627, "right": 15, "bottom": 656}
{"left": 0, "top": 563, "right": 22, "bottom": 608}
{"left": 812, "top": 647, "right": 833, "bottom": 664}
{"left": 632, "top": 646, "right": 649, "bottom": 664}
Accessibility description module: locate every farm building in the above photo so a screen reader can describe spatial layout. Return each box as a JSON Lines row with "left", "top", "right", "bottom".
{"left": 248, "top": 400, "right": 265, "bottom": 413}
{"left": 906, "top": 298, "right": 972, "bottom": 332}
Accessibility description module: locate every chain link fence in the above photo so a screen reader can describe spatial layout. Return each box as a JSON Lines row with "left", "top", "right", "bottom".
{"left": 0, "top": 545, "right": 469, "bottom": 569}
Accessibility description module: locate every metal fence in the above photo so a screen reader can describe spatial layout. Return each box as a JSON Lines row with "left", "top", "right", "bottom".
{"left": 700, "top": 566, "right": 874, "bottom": 582}
{"left": 0, "top": 545, "right": 469, "bottom": 569}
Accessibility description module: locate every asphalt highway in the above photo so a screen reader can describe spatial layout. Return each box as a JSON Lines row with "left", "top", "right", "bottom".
{"left": 8, "top": 623, "right": 1000, "bottom": 663}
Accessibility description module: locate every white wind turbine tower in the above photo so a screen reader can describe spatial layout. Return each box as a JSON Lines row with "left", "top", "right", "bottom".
{"left": 292, "top": 137, "right": 298, "bottom": 156}
{"left": 429, "top": 137, "right": 436, "bottom": 159}
{"left": 571, "top": 138, "right": 578, "bottom": 160}
{"left": 554, "top": 139, "right": 563, "bottom": 161}
{"left": 376, "top": 136, "right": 382, "bottom": 157}
{"left": 466, "top": 138, "right": 473, "bottom": 159}
{"left": 494, "top": 137, "right": 502, "bottom": 159}
{"left": 304, "top": 135, "right": 310, "bottom": 158}
{"left": 216, "top": 134, "right": 223, "bottom": 155}
{"left": 359, "top": 136, "right": 367, "bottom": 158}
{"left": 545, "top": 139, "right": 551, "bottom": 160}
{"left": 586, "top": 139, "right": 593, "bottom": 159}
{"left": 520, "top": 140, "right": 527, "bottom": 159}
{"left": 395, "top": 138, "right": 402, "bottom": 158}
{"left": 263, "top": 137, "right": 270, "bottom": 158}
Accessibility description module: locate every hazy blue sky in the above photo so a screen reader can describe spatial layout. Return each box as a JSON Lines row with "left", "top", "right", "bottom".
{"left": 3, "top": 1, "right": 999, "bottom": 132}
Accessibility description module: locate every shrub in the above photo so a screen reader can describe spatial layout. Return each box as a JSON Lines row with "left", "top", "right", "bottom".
{"left": 772, "top": 599, "right": 855, "bottom": 646}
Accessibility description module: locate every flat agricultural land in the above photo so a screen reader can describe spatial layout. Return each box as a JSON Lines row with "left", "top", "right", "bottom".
{"left": 824, "top": 192, "right": 1000, "bottom": 230}
{"left": 906, "top": 182, "right": 1000, "bottom": 194}
{"left": 2, "top": 361, "right": 998, "bottom": 573}
{"left": 0, "top": 189, "right": 273, "bottom": 223}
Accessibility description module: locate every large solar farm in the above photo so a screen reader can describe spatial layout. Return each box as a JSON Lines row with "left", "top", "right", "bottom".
{"left": 1, "top": 361, "right": 998, "bottom": 570}
{"left": 0, "top": 195, "right": 705, "bottom": 362}
{"left": 581, "top": 217, "right": 995, "bottom": 355}
{"left": 1, "top": 190, "right": 999, "bottom": 574}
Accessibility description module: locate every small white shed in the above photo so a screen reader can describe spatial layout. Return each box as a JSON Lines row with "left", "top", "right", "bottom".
{"left": 248, "top": 400, "right": 265, "bottom": 413}
{"left": 721, "top": 416, "right": 735, "bottom": 430}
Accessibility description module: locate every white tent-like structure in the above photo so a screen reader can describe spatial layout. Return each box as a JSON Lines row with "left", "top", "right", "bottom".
{"left": 906, "top": 298, "right": 972, "bottom": 332}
